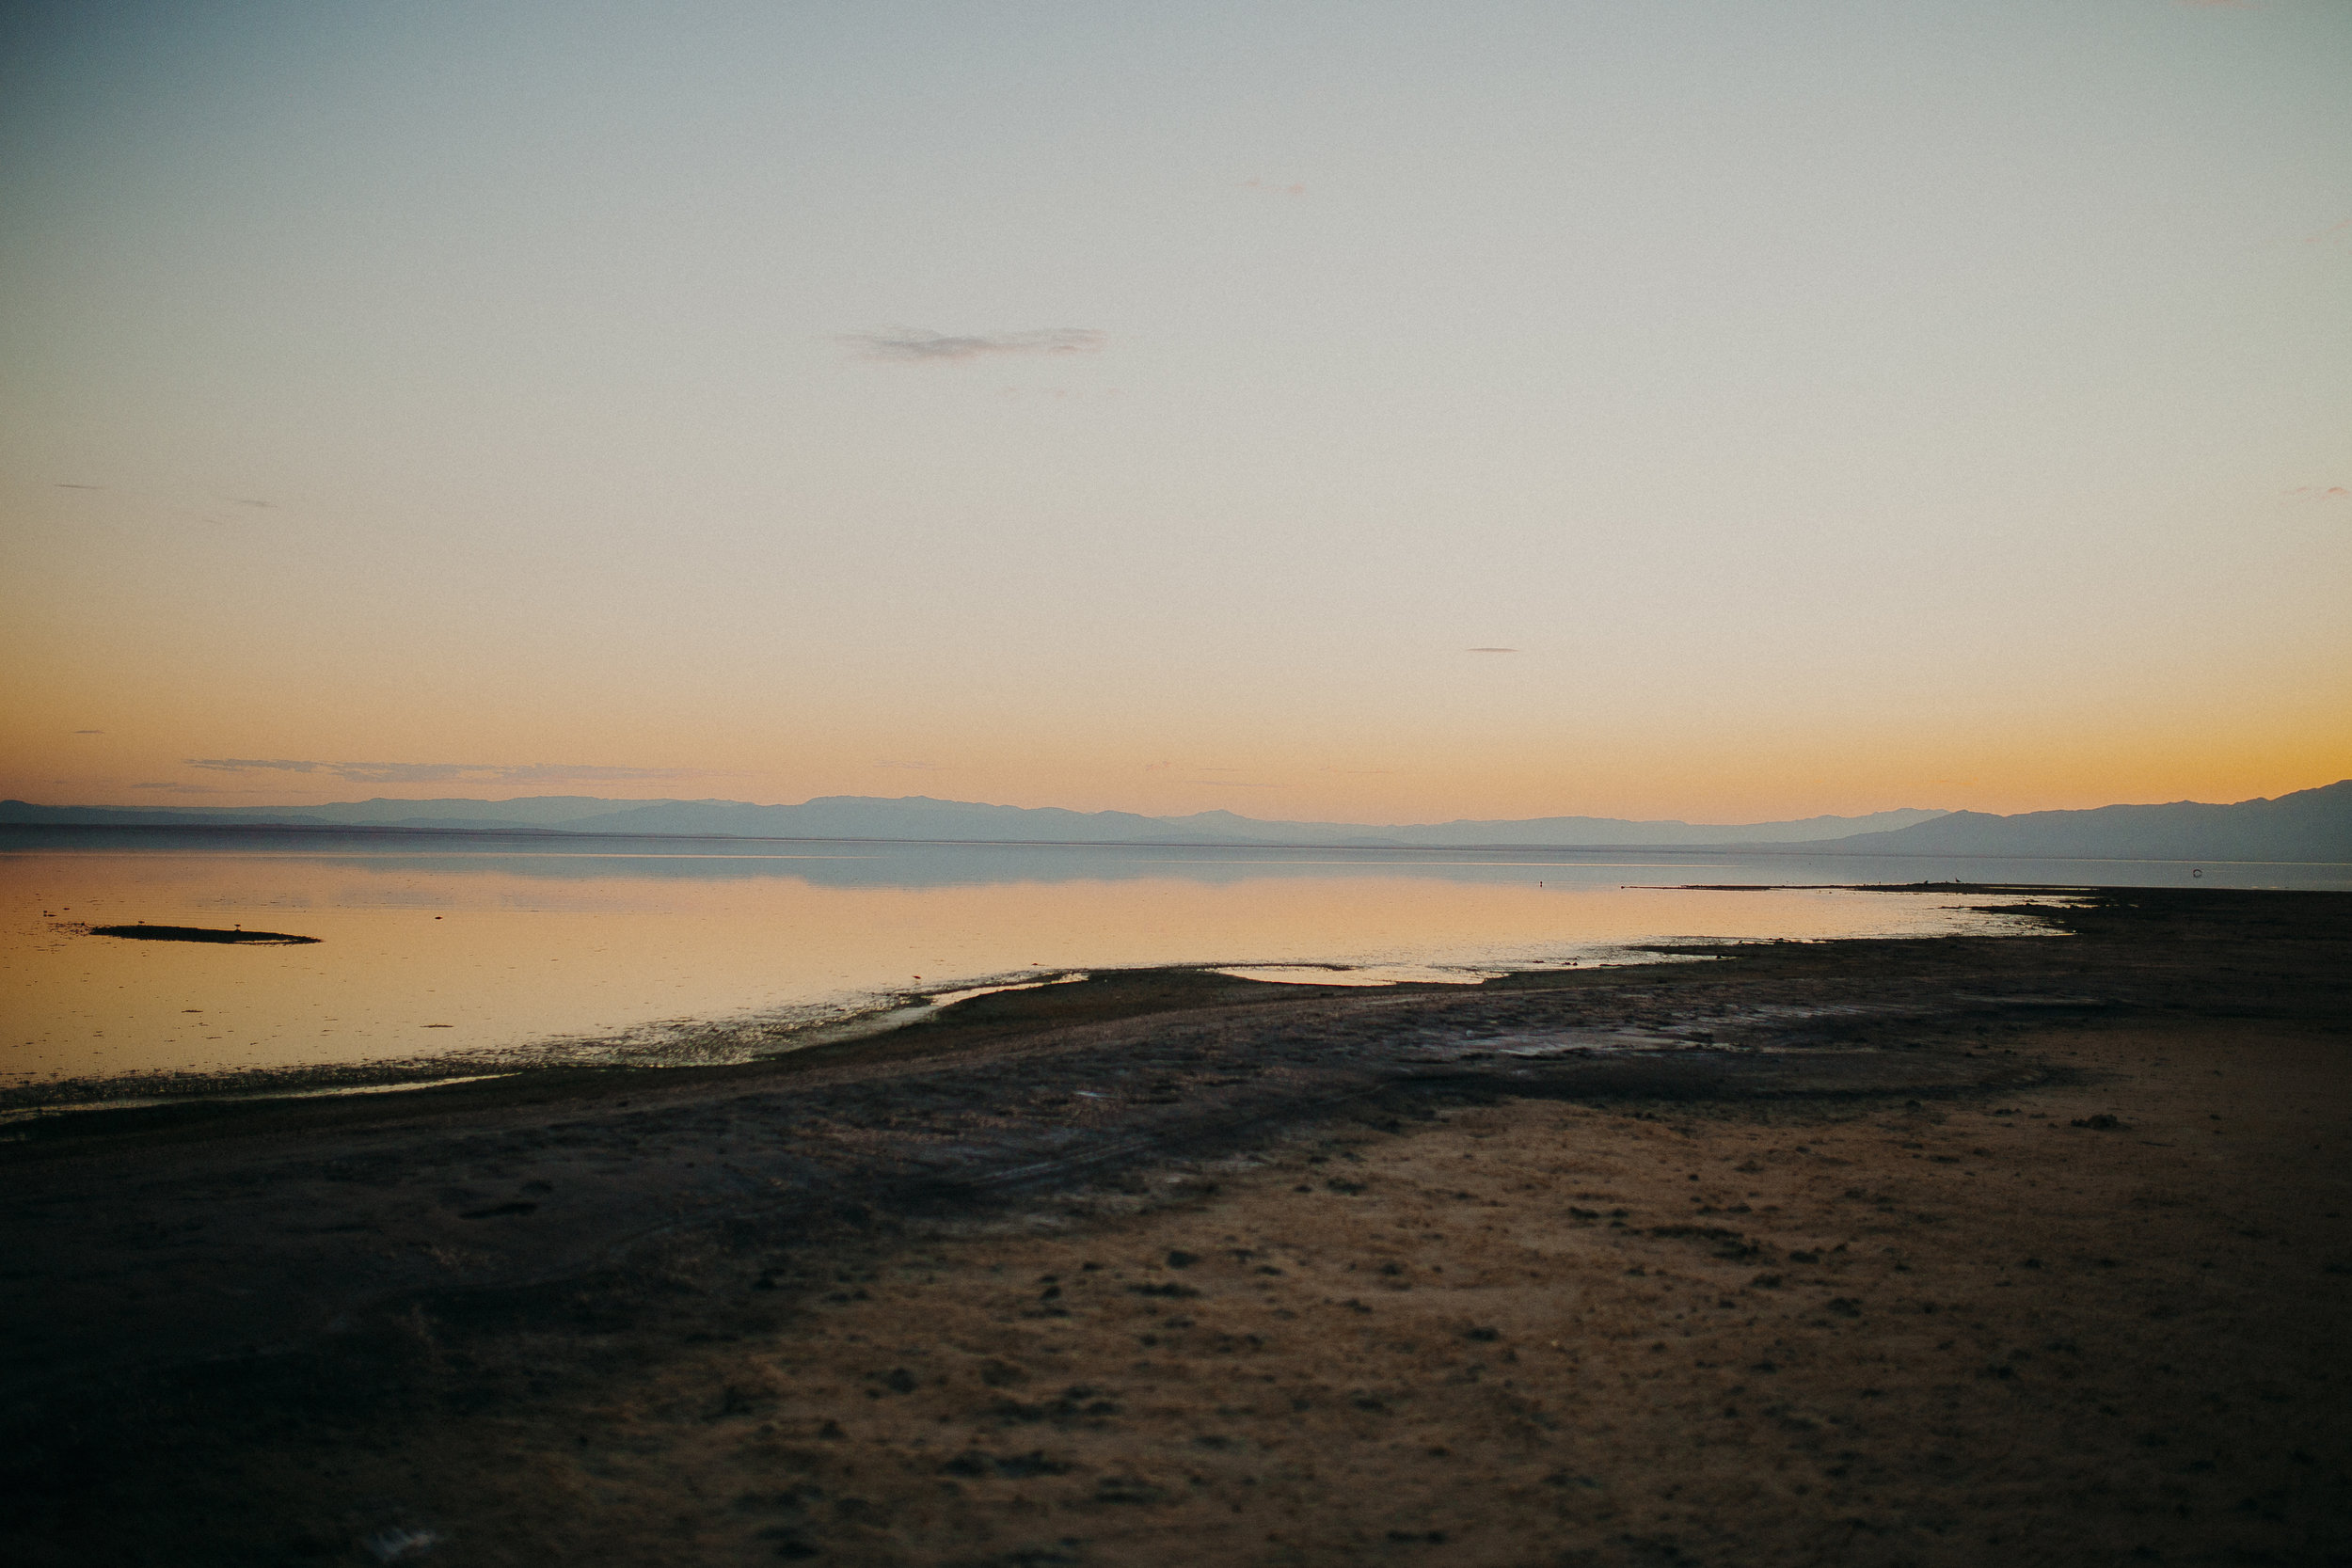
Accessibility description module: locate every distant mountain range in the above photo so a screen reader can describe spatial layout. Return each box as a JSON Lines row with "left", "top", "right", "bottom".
{"left": 1812, "top": 779, "right": 2352, "bottom": 863}
{"left": 4, "top": 781, "right": 2347, "bottom": 860}
{"left": 0, "top": 794, "right": 1943, "bottom": 847}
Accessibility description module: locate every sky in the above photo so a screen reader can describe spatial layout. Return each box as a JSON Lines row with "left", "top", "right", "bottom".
{"left": 3, "top": 0, "right": 2346, "bottom": 826}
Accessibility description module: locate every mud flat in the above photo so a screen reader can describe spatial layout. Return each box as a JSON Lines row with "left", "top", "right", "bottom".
{"left": 2, "top": 887, "right": 2347, "bottom": 1566}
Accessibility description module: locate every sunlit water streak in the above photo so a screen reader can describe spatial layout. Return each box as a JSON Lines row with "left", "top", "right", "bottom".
{"left": 8, "top": 828, "right": 2327, "bottom": 1092}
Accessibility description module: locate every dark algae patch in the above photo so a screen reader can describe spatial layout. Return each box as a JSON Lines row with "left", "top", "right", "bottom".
{"left": 80, "top": 923, "right": 318, "bottom": 945}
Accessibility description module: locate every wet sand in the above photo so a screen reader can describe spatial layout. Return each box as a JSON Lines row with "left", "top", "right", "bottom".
{"left": 2, "top": 887, "right": 2347, "bottom": 1566}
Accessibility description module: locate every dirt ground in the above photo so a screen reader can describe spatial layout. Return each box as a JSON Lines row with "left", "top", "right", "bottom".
{"left": 3, "top": 888, "right": 2348, "bottom": 1567}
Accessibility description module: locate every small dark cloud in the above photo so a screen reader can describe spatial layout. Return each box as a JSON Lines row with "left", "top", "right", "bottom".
{"left": 1319, "top": 767, "right": 1397, "bottom": 775}
{"left": 186, "top": 758, "right": 701, "bottom": 784}
{"left": 54, "top": 483, "right": 104, "bottom": 490}
{"left": 842, "top": 328, "right": 1105, "bottom": 363}
{"left": 230, "top": 498, "right": 272, "bottom": 509}
{"left": 1467, "top": 646, "right": 1519, "bottom": 654}
{"left": 132, "top": 782, "right": 220, "bottom": 793}
{"left": 1189, "top": 779, "right": 1277, "bottom": 788}
{"left": 73, "top": 729, "right": 103, "bottom": 735}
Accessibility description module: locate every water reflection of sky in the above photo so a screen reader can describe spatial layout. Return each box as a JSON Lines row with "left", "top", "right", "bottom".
{"left": 4, "top": 831, "right": 2341, "bottom": 1092}
{"left": 10, "top": 826, "right": 2343, "bottom": 895}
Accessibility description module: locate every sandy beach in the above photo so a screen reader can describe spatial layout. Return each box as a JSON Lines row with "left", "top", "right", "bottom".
{"left": 3, "top": 887, "right": 2347, "bottom": 1566}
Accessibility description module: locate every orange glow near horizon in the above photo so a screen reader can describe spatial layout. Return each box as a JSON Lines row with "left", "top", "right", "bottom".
{"left": 5, "top": 600, "right": 2349, "bottom": 825}
{"left": 6, "top": 673, "right": 2345, "bottom": 830}
{"left": 5, "top": 5, "right": 2347, "bottom": 827}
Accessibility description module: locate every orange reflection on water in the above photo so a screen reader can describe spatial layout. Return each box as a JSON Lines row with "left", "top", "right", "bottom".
{"left": 3, "top": 845, "right": 2048, "bottom": 1087}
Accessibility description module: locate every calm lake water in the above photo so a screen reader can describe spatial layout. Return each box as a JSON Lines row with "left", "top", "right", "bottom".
{"left": 5, "top": 828, "right": 2337, "bottom": 1095}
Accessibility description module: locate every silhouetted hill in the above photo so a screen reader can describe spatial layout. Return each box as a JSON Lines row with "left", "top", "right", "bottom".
{"left": 0, "top": 795, "right": 1946, "bottom": 847}
{"left": 558, "top": 796, "right": 1177, "bottom": 843}
{"left": 0, "top": 802, "right": 340, "bottom": 829}
{"left": 18, "top": 786, "right": 2346, "bottom": 858}
{"left": 0, "top": 797, "right": 655, "bottom": 832}
{"left": 1806, "top": 781, "right": 2352, "bottom": 862}
{"left": 219, "top": 796, "right": 649, "bottom": 828}
{"left": 544, "top": 797, "right": 1947, "bottom": 846}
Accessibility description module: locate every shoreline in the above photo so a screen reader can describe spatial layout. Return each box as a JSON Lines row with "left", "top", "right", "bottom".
{"left": 3, "top": 886, "right": 2346, "bottom": 1565}
{"left": 0, "top": 880, "right": 2073, "bottom": 1122}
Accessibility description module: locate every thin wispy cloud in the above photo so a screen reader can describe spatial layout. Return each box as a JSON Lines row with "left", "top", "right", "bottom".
{"left": 2176, "top": 0, "right": 2254, "bottom": 9}
{"left": 1467, "top": 646, "right": 1519, "bottom": 654}
{"left": 842, "top": 328, "right": 1105, "bottom": 363}
{"left": 993, "top": 386, "right": 1122, "bottom": 403}
{"left": 186, "top": 758, "right": 705, "bottom": 785}
{"left": 873, "top": 759, "right": 943, "bottom": 770}
{"left": 73, "top": 729, "right": 103, "bottom": 735}
{"left": 2282, "top": 486, "right": 2348, "bottom": 500}
{"left": 131, "top": 782, "right": 222, "bottom": 793}
{"left": 1189, "top": 780, "right": 1277, "bottom": 788}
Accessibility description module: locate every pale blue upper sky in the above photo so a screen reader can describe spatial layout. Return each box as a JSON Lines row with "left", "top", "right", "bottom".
{"left": 3, "top": 1, "right": 2346, "bottom": 820}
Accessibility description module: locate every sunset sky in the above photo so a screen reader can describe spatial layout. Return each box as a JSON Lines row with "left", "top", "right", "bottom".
{"left": 3, "top": 0, "right": 2346, "bottom": 825}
